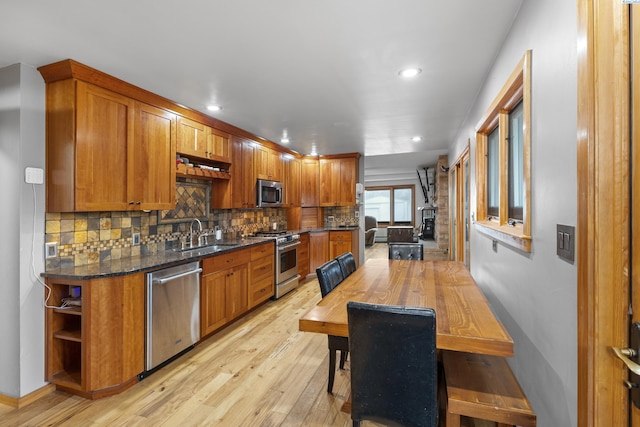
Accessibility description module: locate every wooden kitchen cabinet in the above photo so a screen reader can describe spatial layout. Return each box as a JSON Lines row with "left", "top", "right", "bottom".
{"left": 329, "top": 230, "right": 352, "bottom": 259}
{"left": 45, "top": 274, "right": 144, "bottom": 399}
{"left": 255, "top": 145, "right": 283, "bottom": 181}
{"left": 201, "top": 248, "right": 251, "bottom": 337}
{"left": 309, "top": 231, "right": 330, "bottom": 273}
{"left": 301, "top": 156, "right": 319, "bottom": 207}
{"left": 249, "top": 243, "right": 275, "bottom": 308}
{"left": 298, "top": 232, "right": 310, "bottom": 278}
{"left": 232, "top": 137, "right": 257, "bottom": 208}
{"left": 43, "top": 79, "right": 176, "bottom": 212}
{"left": 177, "top": 116, "right": 208, "bottom": 159}
{"left": 319, "top": 155, "right": 359, "bottom": 207}
{"left": 177, "top": 116, "right": 231, "bottom": 164}
{"left": 208, "top": 127, "right": 232, "bottom": 163}
{"left": 283, "top": 156, "right": 301, "bottom": 207}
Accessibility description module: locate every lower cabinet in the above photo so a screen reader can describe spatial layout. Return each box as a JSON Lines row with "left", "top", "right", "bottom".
{"left": 249, "top": 243, "right": 275, "bottom": 308}
{"left": 298, "top": 232, "right": 310, "bottom": 278}
{"left": 45, "top": 274, "right": 144, "bottom": 399}
{"left": 201, "top": 242, "right": 274, "bottom": 338}
{"left": 329, "top": 230, "right": 352, "bottom": 259}
{"left": 309, "top": 231, "right": 330, "bottom": 273}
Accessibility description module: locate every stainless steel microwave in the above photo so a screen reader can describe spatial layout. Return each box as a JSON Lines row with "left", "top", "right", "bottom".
{"left": 256, "top": 179, "right": 283, "bottom": 207}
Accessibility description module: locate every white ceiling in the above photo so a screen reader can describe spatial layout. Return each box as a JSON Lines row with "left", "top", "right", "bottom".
{"left": 0, "top": 0, "right": 522, "bottom": 180}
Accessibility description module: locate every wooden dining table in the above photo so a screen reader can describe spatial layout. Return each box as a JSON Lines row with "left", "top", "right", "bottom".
{"left": 299, "top": 259, "right": 514, "bottom": 357}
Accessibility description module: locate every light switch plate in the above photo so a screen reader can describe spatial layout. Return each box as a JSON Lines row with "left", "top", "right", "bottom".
{"left": 45, "top": 242, "right": 58, "bottom": 259}
{"left": 132, "top": 233, "right": 141, "bottom": 246}
{"left": 557, "top": 224, "right": 575, "bottom": 263}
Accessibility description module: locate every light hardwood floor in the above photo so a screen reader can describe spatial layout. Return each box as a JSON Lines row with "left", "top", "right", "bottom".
{"left": 0, "top": 244, "right": 450, "bottom": 427}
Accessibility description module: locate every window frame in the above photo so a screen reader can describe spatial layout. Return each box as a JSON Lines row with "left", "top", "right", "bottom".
{"left": 364, "top": 185, "right": 415, "bottom": 226}
{"left": 475, "top": 50, "right": 532, "bottom": 252}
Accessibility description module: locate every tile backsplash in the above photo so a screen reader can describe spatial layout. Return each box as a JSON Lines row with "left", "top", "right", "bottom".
{"left": 44, "top": 179, "right": 358, "bottom": 269}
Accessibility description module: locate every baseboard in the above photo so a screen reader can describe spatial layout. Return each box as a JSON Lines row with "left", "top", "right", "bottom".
{"left": 0, "top": 384, "right": 56, "bottom": 408}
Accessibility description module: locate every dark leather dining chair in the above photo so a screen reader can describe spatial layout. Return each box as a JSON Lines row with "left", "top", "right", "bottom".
{"left": 347, "top": 301, "right": 438, "bottom": 427}
{"left": 336, "top": 252, "right": 357, "bottom": 278}
{"left": 316, "top": 259, "right": 349, "bottom": 394}
{"left": 388, "top": 242, "right": 424, "bottom": 260}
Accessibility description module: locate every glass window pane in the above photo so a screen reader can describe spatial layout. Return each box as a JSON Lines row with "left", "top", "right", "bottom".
{"left": 393, "top": 188, "right": 412, "bottom": 223}
{"left": 364, "top": 189, "right": 390, "bottom": 222}
{"left": 487, "top": 127, "right": 500, "bottom": 217}
{"left": 509, "top": 102, "right": 524, "bottom": 220}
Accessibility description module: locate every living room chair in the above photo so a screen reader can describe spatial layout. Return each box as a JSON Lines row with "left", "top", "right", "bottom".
{"left": 364, "top": 216, "right": 378, "bottom": 247}
{"left": 388, "top": 242, "right": 424, "bottom": 260}
{"left": 347, "top": 301, "right": 438, "bottom": 427}
{"left": 316, "top": 259, "right": 349, "bottom": 394}
{"left": 336, "top": 252, "right": 357, "bottom": 278}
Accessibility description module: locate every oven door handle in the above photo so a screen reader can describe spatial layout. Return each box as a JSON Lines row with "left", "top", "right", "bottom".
{"left": 277, "top": 241, "right": 300, "bottom": 251}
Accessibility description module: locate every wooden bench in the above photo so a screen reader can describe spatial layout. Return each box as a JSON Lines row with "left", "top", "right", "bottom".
{"left": 442, "top": 350, "right": 536, "bottom": 427}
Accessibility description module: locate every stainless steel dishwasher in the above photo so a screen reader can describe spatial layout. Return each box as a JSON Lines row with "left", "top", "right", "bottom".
{"left": 144, "top": 261, "right": 201, "bottom": 376}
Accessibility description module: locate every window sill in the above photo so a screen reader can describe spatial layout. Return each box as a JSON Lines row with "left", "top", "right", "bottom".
{"left": 474, "top": 220, "right": 531, "bottom": 253}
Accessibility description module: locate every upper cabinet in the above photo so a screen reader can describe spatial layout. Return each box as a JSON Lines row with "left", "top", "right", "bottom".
{"left": 283, "top": 156, "right": 301, "bottom": 207}
{"left": 319, "top": 154, "right": 360, "bottom": 207}
{"left": 231, "top": 137, "right": 257, "bottom": 209}
{"left": 255, "top": 145, "right": 283, "bottom": 182}
{"left": 301, "top": 157, "right": 319, "bottom": 207}
{"left": 44, "top": 79, "right": 176, "bottom": 212}
{"left": 177, "top": 116, "right": 231, "bottom": 164}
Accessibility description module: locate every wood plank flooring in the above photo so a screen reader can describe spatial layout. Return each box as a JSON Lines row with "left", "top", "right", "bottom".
{"left": 0, "top": 243, "right": 450, "bottom": 427}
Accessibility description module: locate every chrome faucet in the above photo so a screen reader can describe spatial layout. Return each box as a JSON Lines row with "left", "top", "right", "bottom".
{"left": 190, "top": 218, "right": 203, "bottom": 247}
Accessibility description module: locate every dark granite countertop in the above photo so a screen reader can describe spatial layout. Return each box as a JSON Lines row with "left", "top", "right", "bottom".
{"left": 42, "top": 226, "right": 361, "bottom": 280}
{"left": 41, "top": 238, "right": 274, "bottom": 280}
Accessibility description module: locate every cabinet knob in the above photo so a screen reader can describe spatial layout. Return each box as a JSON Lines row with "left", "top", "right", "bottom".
{"left": 129, "top": 201, "right": 135, "bottom": 205}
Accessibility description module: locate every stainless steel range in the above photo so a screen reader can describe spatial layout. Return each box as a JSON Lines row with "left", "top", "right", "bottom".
{"left": 254, "top": 231, "right": 300, "bottom": 298}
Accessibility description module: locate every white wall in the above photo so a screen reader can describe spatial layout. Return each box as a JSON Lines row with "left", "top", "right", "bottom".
{"left": 0, "top": 63, "right": 47, "bottom": 398}
{"left": 450, "top": 0, "right": 577, "bottom": 425}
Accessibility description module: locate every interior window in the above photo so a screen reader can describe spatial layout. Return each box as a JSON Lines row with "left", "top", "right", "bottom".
{"left": 487, "top": 126, "right": 500, "bottom": 218}
{"left": 475, "top": 50, "right": 531, "bottom": 252}
{"left": 508, "top": 101, "right": 524, "bottom": 221}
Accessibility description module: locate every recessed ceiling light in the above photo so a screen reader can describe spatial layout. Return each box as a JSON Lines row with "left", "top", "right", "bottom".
{"left": 281, "top": 137, "right": 290, "bottom": 144}
{"left": 207, "top": 105, "right": 222, "bottom": 112}
{"left": 398, "top": 68, "right": 422, "bottom": 78}
{"left": 412, "top": 136, "right": 422, "bottom": 142}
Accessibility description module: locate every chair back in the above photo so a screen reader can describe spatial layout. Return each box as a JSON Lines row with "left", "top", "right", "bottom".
{"left": 347, "top": 301, "right": 438, "bottom": 427}
{"left": 364, "top": 216, "right": 377, "bottom": 231}
{"left": 389, "top": 242, "right": 424, "bottom": 260}
{"left": 335, "top": 252, "right": 357, "bottom": 278}
{"left": 316, "top": 259, "right": 345, "bottom": 297}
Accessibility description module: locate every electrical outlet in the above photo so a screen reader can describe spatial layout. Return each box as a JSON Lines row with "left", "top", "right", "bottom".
{"left": 45, "top": 242, "right": 58, "bottom": 259}
{"left": 132, "top": 233, "right": 141, "bottom": 246}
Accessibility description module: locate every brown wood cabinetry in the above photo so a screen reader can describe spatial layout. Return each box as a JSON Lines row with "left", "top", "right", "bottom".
{"left": 319, "top": 155, "right": 359, "bottom": 207}
{"left": 329, "top": 230, "right": 352, "bottom": 259}
{"left": 208, "top": 127, "right": 232, "bottom": 163}
{"left": 44, "top": 80, "right": 177, "bottom": 212}
{"left": 232, "top": 137, "right": 257, "bottom": 208}
{"left": 249, "top": 243, "right": 275, "bottom": 307}
{"left": 201, "top": 248, "right": 251, "bottom": 337}
{"left": 329, "top": 230, "right": 359, "bottom": 265}
{"left": 298, "top": 232, "right": 310, "bottom": 278}
{"left": 284, "top": 156, "right": 301, "bottom": 207}
{"left": 309, "top": 231, "right": 330, "bottom": 273}
{"left": 255, "top": 145, "right": 283, "bottom": 181}
{"left": 177, "top": 116, "right": 208, "bottom": 159}
{"left": 301, "top": 157, "right": 319, "bottom": 207}
{"left": 177, "top": 116, "right": 231, "bottom": 164}
{"left": 45, "top": 275, "right": 144, "bottom": 399}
